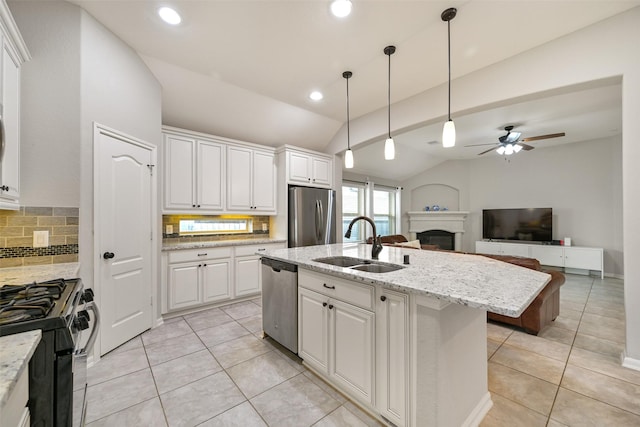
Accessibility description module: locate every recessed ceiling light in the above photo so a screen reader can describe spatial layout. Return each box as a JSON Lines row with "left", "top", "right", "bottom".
{"left": 331, "top": 0, "right": 352, "bottom": 18}
{"left": 158, "top": 7, "right": 181, "bottom": 25}
{"left": 309, "top": 91, "right": 323, "bottom": 101}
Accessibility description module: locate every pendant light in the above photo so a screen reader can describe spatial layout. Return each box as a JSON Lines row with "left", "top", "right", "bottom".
{"left": 343, "top": 71, "right": 354, "bottom": 169}
{"left": 441, "top": 7, "right": 457, "bottom": 148}
{"left": 384, "top": 45, "right": 396, "bottom": 160}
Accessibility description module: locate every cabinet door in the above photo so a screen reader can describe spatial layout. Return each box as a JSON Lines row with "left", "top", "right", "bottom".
{"left": 227, "top": 146, "right": 253, "bottom": 211}
{"left": 530, "top": 245, "right": 564, "bottom": 267}
{"left": 298, "top": 287, "right": 329, "bottom": 372}
{"left": 564, "top": 247, "right": 603, "bottom": 270}
{"left": 168, "top": 262, "right": 200, "bottom": 310}
{"left": 376, "top": 290, "right": 409, "bottom": 426}
{"left": 202, "top": 259, "right": 231, "bottom": 303}
{"left": 234, "top": 255, "right": 261, "bottom": 297}
{"left": 501, "top": 243, "right": 530, "bottom": 257}
{"left": 331, "top": 299, "right": 375, "bottom": 404}
{"left": 0, "top": 39, "right": 20, "bottom": 204}
{"left": 311, "top": 156, "right": 332, "bottom": 188}
{"left": 164, "top": 135, "right": 196, "bottom": 210}
{"left": 288, "top": 151, "right": 311, "bottom": 184}
{"left": 475, "top": 241, "right": 501, "bottom": 255}
{"left": 252, "top": 151, "right": 276, "bottom": 213}
{"left": 197, "top": 140, "right": 225, "bottom": 211}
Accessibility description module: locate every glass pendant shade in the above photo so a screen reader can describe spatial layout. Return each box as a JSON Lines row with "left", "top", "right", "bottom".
{"left": 442, "top": 120, "right": 456, "bottom": 148}
{"left": 384, "top": 138, "right": 395, "bottom": 160}
{"left": 496, "top": 146, "right": 506, "bottom": 155}
{"left": 505, "top": 144, "right": 514, "bottom": 155}
{"left": 345, "top": 149, "right": 354, "bottom": 168}
{"left": 513, "top": 144, "right": 523, "bottom": 153}
{"left": 331, "top": 0, "right": 352, "bottom": 18}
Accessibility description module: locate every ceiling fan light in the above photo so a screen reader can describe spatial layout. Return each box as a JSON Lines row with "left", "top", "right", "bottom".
{"left": 331, "top": 0, "right": 352, "bottom": 18}
{"left": 505, "top": 144, "right": 514, "bottom": 155}
{"left": 345, "top": 149, "right": 354, "bottom": 168}
{"left": 513, "top": 144, "right": 523, "bottom": 153}
{"left": 158, "top": 7, "right": 181, "bottom": 25}
{"left": 496, "top": 146, "right": 506, "bottom": 155}
{"left": 442, "top": 120, "right": 456, "bottom": 148}
{"left": 385, "top": 137, "right": 395, "bottom": 160}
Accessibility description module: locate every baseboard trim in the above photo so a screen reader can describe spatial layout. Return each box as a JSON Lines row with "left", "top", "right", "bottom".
{"left": 462, "top": 392, "right": 493, "bottom": 427}
{"left": 622, "top": 351, "right": 640, "bottom": 371}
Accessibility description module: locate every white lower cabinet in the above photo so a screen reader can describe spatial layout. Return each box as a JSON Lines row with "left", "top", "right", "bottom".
{"left": 167, "top": 248, "right": 232, "bottom": 311}
{"left": 234, "top": 254, "right": 261, "bottom": 297}
{"left": 376, "top": 289, "right": 409, "bottom": 427}
{"left": 298, "top": 270, "right": 375, "bottom": 405}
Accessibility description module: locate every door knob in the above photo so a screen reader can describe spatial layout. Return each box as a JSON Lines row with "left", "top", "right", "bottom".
{"left": 103, "top": 252, "right": 115, "bottom": 259}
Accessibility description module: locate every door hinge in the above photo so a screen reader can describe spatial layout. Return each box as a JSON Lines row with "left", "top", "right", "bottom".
{"left": 146, "top": 164, "right": 155, "bottom": 176}
{"left": 150, "top": 231, "right": 153, "bottom": 241}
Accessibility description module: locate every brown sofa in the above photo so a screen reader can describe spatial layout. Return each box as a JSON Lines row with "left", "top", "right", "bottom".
{"left": 368, "top": 235, "right": 565, "bottom": 335}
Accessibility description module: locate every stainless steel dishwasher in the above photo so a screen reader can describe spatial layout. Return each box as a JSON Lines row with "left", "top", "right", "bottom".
{"left": 261, "top": 257, "right": 298, "bottom": 353}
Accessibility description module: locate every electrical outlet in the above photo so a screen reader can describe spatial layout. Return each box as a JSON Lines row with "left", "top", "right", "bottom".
{"left": 262, "top": 223, "right": 268, "bottom": 232}
{"left": 166, "top": 225, "right": 174, "bottom": 235}
{"left": 33, "top": 230, "right": 49, "bottom": 248}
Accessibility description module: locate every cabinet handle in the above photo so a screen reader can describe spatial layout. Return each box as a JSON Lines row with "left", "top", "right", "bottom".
{"left": 203, "top": 263, "right": 207, "bottom": 267}
{"left": 322, "top": 302, "right": 327, "bottom": 307}
{"left": 323, "top": 283, "right": 335, "bottom": 290}
{"left": 380, "top": 295, "right": 387, "bottom": 302}
{"left": 308, "top": 178, "right": 311, "bottom": 181}
{"left": 197, "top": 205, "right": 201, "bottom": 208}
{"left": 328, "top": 304, "right": 334, "bottom": 310}
{"left": 0, "top": 185, "right": 8, "bottom": 191}
{"left": 198, "top": 264, "right": 202, "bottom": 267}
{"left": 197, "top": 253, "right": 208, "bottom": 257}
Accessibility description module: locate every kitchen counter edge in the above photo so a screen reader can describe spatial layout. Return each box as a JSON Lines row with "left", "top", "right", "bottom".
{"left": 0, "top": 262, "right": 80, "bottom": 287}
{"left": 162, "top": 238, "right": 286, "bottom": 251}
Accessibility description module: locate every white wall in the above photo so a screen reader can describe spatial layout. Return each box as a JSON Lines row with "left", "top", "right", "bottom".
{"left": 401, "top": 136, "right": 623, "bottom": 276}
{"left": 330, "top": 7, "right": 640, "bottom": 366}
{"left": 9, "top": 1, "right": 81, "bottom": 206}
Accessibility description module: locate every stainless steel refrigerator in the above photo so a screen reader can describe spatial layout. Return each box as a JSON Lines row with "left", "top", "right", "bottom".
{"left": 288, "top": 186, "right": 336, "bottom": 247}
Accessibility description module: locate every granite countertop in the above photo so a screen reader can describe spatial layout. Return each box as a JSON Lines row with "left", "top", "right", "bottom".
{"left": 163, "top": 238, "right": 287, "bottom": 251}
{"left": 0, "top": 330, "right": 41, "bottom": 407}
{"left": 0, "top": 262, "right": 80, "bottom": 287}
{"left": 260, "top": 243, "right": 551, "bottom": 317}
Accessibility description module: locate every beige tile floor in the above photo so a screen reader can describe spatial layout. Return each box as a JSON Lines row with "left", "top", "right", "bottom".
{"left": 86, "top": 273, "right": 637, "bottom": 426}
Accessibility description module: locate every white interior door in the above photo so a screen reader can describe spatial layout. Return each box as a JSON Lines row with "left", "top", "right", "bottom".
{"left": 96, "top": 127, "right": 153, "bottom": 355}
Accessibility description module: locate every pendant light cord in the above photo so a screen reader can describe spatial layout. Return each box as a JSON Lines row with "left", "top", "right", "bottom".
{"left": 346, "top": 76, "right": 351, "bottom": 150}
{"left": 447, "top": 19, "right": 451, "bottom": 122}
{"left": 388, "top": 51, "right": 391, "bottom": 138}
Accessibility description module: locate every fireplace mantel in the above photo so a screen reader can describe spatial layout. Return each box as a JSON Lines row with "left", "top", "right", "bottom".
{"left": 407, "top": 211, "right": 469, "bottom": 251}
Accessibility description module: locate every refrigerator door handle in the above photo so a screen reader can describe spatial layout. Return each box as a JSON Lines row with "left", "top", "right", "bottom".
{"left": 315, "top": 200, "right": 324, "bottom": 243}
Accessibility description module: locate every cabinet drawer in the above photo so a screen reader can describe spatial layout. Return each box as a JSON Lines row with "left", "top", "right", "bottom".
{"left": 299, "top": 269, "right": 374, "bottom": 310}
{"left": 168, "top": 247, "right": 232, "bottom": 263}
{"left": 235, "top": 242, "right": 285, "bottom": 257}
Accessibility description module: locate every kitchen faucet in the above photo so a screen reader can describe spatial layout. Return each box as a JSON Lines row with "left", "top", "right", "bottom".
{"left": 344, "top": 216, "right": 383, "bottom": 259}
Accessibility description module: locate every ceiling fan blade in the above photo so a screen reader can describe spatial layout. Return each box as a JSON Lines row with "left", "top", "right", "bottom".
{"left": 521, "top": 132, "right": 565, "bottom": 142}
{"left": 477, "top": 146, "right": 497, "bottom": 156}
{"left": 518, "top": 143, "right": 535, "bottom": 151}
{"left": 465, "top": 143, "right": 499, "bottom": 147}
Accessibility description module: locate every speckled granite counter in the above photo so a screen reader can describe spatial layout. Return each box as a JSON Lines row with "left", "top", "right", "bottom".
{"left": 0, "top": 330, "right": 41, "bottom": 407}
{"left": 260, "top": 243, "right": 551, "bottom": 317}
{"left": 0, "top": 262, "right": 80, "bottom": 287}
{"left": 162, "top": 238, "right": 286, "bottom": 251}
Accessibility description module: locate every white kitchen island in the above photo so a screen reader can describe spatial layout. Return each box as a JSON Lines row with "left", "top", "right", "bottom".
{"left": 260, "top": 243, "right": 551, "bottom": 427}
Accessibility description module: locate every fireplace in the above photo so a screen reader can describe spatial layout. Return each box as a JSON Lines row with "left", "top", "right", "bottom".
{"left": 407, "top": 211, "right": 468, "bottom": 251}
{"left": 418, "top": 230, "right": 455, "bottom": 251}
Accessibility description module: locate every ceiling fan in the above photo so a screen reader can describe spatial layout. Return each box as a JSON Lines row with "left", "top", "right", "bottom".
{"left": 466, "top": 125, "right": 566, "bottom": 156}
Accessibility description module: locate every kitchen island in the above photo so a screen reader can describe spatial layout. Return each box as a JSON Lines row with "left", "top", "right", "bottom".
{"left": 260, "top": 243, "right": 551, "bottom": 427}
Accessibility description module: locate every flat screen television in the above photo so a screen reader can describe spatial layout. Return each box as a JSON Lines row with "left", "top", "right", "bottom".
{"left": 482, "top": 208, "right": 552, "bottom": 242}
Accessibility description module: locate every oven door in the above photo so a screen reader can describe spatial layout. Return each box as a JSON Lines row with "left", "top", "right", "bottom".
{"left": 72, "top": 301, "right": 100, "bottom": 427}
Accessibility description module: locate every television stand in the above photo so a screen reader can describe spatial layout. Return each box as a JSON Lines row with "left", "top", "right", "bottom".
{"left": 476, "top": 241, "right": 604, "bottom": 279}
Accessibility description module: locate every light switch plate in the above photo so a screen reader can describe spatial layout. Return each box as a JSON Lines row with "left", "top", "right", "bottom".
{"left": 34, "top": 230, "right": 49, "bottom": 248}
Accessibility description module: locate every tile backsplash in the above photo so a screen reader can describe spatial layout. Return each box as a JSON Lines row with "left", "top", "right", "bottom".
{"left": 0, "top": 207, "right": 79, "bottom": 267}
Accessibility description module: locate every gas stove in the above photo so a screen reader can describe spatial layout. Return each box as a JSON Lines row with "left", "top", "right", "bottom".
{"left": 0, "top": 277, "right": 99, "bottom": 427}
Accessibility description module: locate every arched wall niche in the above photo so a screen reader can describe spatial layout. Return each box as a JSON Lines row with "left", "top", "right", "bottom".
{"left": 411, "top": 183, "right": 460, "bottom": 211}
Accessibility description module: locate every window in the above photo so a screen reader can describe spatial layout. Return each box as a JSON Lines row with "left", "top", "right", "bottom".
{"left": 373, "top": 186, "right": 397, "bottom": 236}
{"left": 342, "top": 182, "right": 366, "bottom": 242}
{"left": 179, "top": 218, "right": 252, "bottom": 235}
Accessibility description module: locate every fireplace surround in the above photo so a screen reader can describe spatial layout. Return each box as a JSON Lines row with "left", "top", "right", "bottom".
{"left": 408, "top": 211, "right": 469, "bottom": 251}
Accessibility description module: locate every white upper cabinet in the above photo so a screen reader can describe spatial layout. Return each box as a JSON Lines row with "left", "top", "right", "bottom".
{"left": 285, "top": 148, "right": 333, "bottom": 188}
{"left": 0, "top": 2, "right": 30, "bottom": 210}
{"left": 227, "top": 146, "right": 276, "bottom": 214}
{"left": 163, "top": 134, "right": 225, "bottom": 213}
{"left": 162, "top": 126, "right": 276, "bottom": 215}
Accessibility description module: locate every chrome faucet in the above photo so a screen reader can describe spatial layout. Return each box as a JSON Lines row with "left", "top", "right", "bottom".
{"left": 344, "top": 216, "right": 383, "bottom": 259}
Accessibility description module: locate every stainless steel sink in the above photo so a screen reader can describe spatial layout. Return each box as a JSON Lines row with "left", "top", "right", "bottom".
{"left": 313, "top": 256, "right": 368, "bottom": 267}
{"left": 350, "top": 263, "right": 404, "bottom": 273}
{"left": 313, "top": 256, "right": 404, "bottom": 273}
